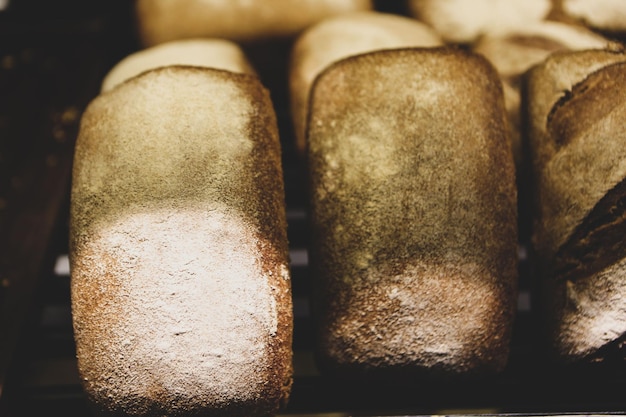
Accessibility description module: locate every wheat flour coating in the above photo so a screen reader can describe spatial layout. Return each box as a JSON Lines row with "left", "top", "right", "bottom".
{"left": 135, "top": 0, "right": 373, "bottom": 47}
{"left": 70, "top": 66, "right": 293, "bottom": 417}
{"left": 288, "top": 10, "right": 442, "bottom": 156}
{"left": 525, "top": 48, "right": 626, "bottom": 363}
{"left": 307, "top": 48, "right": 518, "bottom": 378}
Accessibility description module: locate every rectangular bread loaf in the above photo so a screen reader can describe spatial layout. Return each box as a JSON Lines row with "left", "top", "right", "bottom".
{"left": 306, "top": 47, "right": 519, "bottom": 378}
{"left": 70, "top": 66, "right": 293, "bottom": 417}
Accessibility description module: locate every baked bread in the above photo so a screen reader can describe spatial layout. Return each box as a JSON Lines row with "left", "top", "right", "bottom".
{"left": 553, "top": 0, "right": 626, "bottom": 35}
{"left": 525, "top": 47, "right": 626, "bottom": 364}
{"left": 289, "top": 10, "right": 442, "bottom": 156}
{"left": 101, "top": 38, "right": 256, "bottom": 93}
{"left": 307, "top": 47, "right": 518, "bottom": 378}
{"left": 472, "top": 20, "right": 613, "bottom": 169}
{"left": 70, "top": 66, "right": 292, "bottom": 416}
{"left": 134, "top": 0, "right": 373, "bottom": 47}
{"left": 407, "top": 0, "right": 551, "bottom": 44}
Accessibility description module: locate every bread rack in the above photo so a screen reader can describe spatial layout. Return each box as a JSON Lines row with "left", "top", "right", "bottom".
{"left": 0, "top": 1, "right": 624, "bottom": 416}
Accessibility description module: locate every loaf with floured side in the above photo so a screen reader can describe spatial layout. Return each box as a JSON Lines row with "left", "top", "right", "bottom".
{"left": 70, "top": 66, "right": 293, "bottom": 416}
{"left": 307, "top": 47, "right": 518, "bottom": 378}
{"left": 525, "top": 47, "right": 626, "bottom": 364}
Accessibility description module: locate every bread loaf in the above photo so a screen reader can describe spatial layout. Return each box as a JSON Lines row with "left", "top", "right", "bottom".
{"left": 134, "top": 0, "right": 373, "bottom": 47}
{"left": 525, "top": 47, "right": 626, "bottom": 364}
{"left": 307, "top": 47, "right": 518, "bottom": 378}
{"left": 289, "top": 10, "right": 442, "bottom": 156}
{"left": 554, "top": 0, "right": 626, "bottom": 34}
{"left": 101, "top": 38, "right": 256, "bottom": 93}
{"left": 407, "top": 0, "right": 551, "bottom": 44}
{"left": 70, "top": 66, "right": 292, "bottom": 416}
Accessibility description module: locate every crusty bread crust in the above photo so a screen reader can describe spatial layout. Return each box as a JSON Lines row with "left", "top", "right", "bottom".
{"left": 525, "top": 48, "right": 626, "bottom": 363}
{"left": 306, "top": 47, "right": 518, "bottom": 378}
{"left": 70, "top": 66, "right": 292, "bottom": 416}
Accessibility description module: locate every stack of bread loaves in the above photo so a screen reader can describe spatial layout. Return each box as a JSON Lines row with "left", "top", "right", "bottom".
{"left": 70, "top": 40, "right": 293, "bottom": 417}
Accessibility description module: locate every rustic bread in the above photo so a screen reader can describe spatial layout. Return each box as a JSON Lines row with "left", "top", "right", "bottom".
{"left": 407, "top": 0, "right": 551, "bottom": 44}
{"left": 100, "top": 38, "right": 256, "bottom": 93}
{"left": 70, "top": 66, "right": 292, "bottom": 416}
{"left": 525, "top": 47, "right": 626, "bottom": 363}
{"left": 289, "top": 10, "right": 442, "bottom": 156}
{"left": 307, "top": 47, "right": 518, "bottom": 378}
{"left": 134, "top": 0, "right": 373, "bottom": 47}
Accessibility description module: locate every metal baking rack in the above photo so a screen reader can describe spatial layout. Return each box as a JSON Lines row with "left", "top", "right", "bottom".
{"left": 0, "top": 1, "right": 624, "bottom": 416}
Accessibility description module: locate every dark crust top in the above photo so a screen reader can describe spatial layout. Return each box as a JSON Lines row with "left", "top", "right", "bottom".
{"left": 306, "top": 47, "right": 518, "bottom": 378}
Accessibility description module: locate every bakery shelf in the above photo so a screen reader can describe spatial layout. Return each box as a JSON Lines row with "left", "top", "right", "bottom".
{"left": 0, "top": 1, "right": 624, "bottom": 416}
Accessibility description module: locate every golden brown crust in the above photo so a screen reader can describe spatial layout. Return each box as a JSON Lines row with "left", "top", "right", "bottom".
{"left": 70, "top": 66, "right": 292, "bottom": 416}
{"left": 307, "top": 47, "right": 518, "bottom": 378}
{"left": 525, "top": 49, "right": 626, "bottom": 363}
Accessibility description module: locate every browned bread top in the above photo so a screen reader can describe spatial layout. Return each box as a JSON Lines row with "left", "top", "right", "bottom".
{"left": 289, "top": 10, "right": 443, "bottom": 155}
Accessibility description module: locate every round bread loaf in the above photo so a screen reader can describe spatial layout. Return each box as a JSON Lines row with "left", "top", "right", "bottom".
{"left": 134, "top": 0, "right": 373, "bottom": 47}
{"left": 289, "top": 10, "right": 443, "bottom": 156}
{"left": 70, "top": 66, "right": 292, "bottom": 416}
{"left": 525, "top": 47, "right": 626, "bottom": 364}
{"left": 307, "top": 47, "right": 518, "bottom": 378}
{"left": 100, "top": 38, "right": 256, "bottom": 93}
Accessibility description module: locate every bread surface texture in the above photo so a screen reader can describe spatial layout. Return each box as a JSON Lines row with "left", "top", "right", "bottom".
{"left": 70, "top": 66, "right": 292, "bottom": 417}
{"left": 135, "top": 0, "right": 373, "bottom": 46}
{"left": 289, "top": 10, "right": 442, "bottom": 155}
{"left": 307, "top": 48, "right": 518, "bottom": 378}
{"left": 525, "top": 48, "right": 626, "bottom": 362}
{"left": 100, "top": 38, "right": 255, "bottom": 93}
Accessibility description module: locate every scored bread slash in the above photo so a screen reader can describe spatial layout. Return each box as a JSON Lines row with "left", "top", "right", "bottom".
{"left": 70, "top": 66, "right": 293, "bottom": 417}
{"left": 525, "top": 47, "right": 626, "bottom": 364}
{"left": 306, "top": 47, "right": 519, "bottom": 379}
